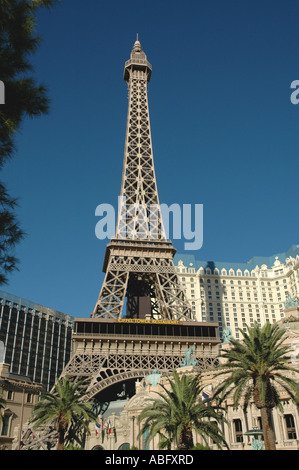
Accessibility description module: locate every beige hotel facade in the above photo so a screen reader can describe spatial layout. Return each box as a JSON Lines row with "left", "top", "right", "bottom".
{"left": 174, "top": 244, "right": 299, "bottom": 341}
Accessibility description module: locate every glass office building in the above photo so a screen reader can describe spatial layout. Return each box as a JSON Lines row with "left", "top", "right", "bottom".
{"left": 0, "top": 291, "right": 73, "bottom": 391}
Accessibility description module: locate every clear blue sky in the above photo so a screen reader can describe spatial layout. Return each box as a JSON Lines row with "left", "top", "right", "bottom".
{"left": 2, "top": 0, "right": 299, "bottom": 317}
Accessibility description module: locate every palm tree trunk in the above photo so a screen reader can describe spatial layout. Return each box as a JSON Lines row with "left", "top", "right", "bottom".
{"left": 57, "top": 428, "right": 65, "bottom": 450}
{"left": 260, "top": 407, "right": 276, "bottom": 450}
{"left": 178, "top": 427, "right": 194, "bottom": 450}
{"left": 56, "top": 418, "right": 66, "bottom": 450}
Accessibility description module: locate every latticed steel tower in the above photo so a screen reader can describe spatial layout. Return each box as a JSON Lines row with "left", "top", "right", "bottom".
{"left": 20, "top": 39, "right": 220, "bottom": 450}
{"left": 93, "top": 38, "right": 193, "bottom": 322}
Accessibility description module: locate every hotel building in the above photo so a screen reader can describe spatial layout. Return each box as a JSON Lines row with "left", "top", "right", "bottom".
{"left": 174, "top": 244, "right": 299, "bottom": 340}
{"left": 0, "top": 290, "right": 73, "bottom": 392}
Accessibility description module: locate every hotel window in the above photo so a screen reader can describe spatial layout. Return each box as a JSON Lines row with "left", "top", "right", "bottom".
{"left": 27, "top": 393, "right": 33, "bottom": 404}
{"left": 284, "top": 414, "right": 297, "bottom": 440}
{"left": 233, "top": 419, "right": 243, "bottom": 443}
{"left": 7, "top": 390, "right": 14, "bottom": 401}
{"left": 1, "top": 414, "right": 10, "bottom": 436}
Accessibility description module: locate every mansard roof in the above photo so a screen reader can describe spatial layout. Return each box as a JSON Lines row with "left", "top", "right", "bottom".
{"left": 174, "top": 244, "right": 299, "bottom": 274}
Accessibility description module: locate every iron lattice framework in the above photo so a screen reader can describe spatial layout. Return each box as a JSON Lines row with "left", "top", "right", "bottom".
{"left": 62, "top": 329, "right": 219, "bottom": 400}
{"left": 19, "top": 40, "right": 219, "bottom": 450}
{"left": 60, "top": 319, "right": 220, "bottom": 397}
{"left": 93, "top": 38, "right": 192, "bottom": 322}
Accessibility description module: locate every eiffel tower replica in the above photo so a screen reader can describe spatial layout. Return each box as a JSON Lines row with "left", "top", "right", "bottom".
{"left": 20, "top": 38, "right": 220, "bottom": 450}
{"left": 94, "top": 37, "right": 192, "bottom": 323}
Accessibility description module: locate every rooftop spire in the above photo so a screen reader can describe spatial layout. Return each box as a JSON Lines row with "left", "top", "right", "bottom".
{"left": 132, "top": 35, "right": 142, "bottom": 53}
{"left": 124, "top": 36, "right": 152, "bottom": 82}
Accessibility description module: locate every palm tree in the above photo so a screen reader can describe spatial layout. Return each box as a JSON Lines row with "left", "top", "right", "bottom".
{"left": 214, "top": 322, "right": 298, "bottom": 450}
{"left": 31, "top": 376, "right": 98, "bottom": 450}
{"left": 138, "top": 371, "right": 228, "bottom": 450}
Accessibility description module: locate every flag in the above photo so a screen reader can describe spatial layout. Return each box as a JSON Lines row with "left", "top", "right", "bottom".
{"left": 202, "top": 391, "right": 209, "bottom": 405}
{"left": 108, "top": 421, "right": 111, "bottom": 435}
{"left": 95, "top": 424, "right": 100, "bottom": 436}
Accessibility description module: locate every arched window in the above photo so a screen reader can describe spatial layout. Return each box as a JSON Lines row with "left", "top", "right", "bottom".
{"left": 118, "top": 443, "right": 130, "bottom": 450}
{"left": 1, "top": 414, "right": 10, "bottom": 436}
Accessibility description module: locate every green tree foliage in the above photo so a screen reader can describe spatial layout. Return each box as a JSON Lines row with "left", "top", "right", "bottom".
{"left": 138, "top": 371, "right": 228, "bottom": 450}
{"left": 0, "top": 0, "right": 57, "bottom": 283}
{"left": 214, "top": 322, "right": 298, "bottom": 450}
{"left": 31, "top": 376, "right": 99, "bottom": 450}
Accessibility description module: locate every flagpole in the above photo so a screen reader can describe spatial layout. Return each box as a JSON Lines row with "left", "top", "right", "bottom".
{"left": 17, "top": 388, "right": 25, "bottom": 450}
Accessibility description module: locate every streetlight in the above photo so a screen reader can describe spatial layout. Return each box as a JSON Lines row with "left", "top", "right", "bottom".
{"left": 244, "top": 426, "right": 264, "bottom": 450}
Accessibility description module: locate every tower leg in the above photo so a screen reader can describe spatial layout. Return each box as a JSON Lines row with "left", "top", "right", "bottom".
{"left": 94, "top": 264, "right": 129, "bottom": 319}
